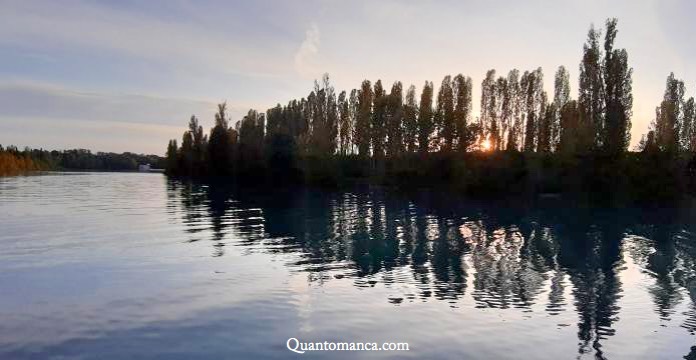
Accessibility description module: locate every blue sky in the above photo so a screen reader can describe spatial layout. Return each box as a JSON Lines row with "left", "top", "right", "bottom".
{"left": 1, "top": 0, "right": 694, "bottom": 154}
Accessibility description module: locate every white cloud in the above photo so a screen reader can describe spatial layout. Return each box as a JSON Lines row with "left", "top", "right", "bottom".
{"left": 294, "top": 23, "right": 321, "bottom": 78}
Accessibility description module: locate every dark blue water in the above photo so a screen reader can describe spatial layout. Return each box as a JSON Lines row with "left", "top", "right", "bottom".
{"left": 0, "top": 172, "right": 695, "bottom": 359}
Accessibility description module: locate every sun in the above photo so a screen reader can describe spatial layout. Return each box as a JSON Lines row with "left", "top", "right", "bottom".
{"left": 481, "top": 139, "right": 492, "bottom": 151}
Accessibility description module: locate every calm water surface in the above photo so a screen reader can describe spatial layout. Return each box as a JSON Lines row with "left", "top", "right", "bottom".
{"left": 0, "top": 172, "right": 695, "bottom": 359}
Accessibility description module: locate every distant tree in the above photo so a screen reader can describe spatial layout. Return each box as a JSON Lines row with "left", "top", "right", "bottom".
{"left": 436, "top": 75, "right": 455, "bottom": 151}
{"left": 265, "top": 103, "right": 299, "bottom": 179}
{"left": 637, "top": 130, "right": 658, "bottom": 153}
{"left": 552, "top": 66, "right": 571, "bottom": 151}
{"left": 417, "top": 81, "right": 435, "bottom": 154}
{"left": 579, "top": 24, "right": 605, "bottom": 150}
{"left": 453, "top": 74, "right": 473, "bottom": 152}
{"left": 653, "top": 73, "right": 684, "bottom": 153}
{"left": 208, "top": 102, "right": 235, "bottom": 176}
{"left": 481, "top": 70, "right": 497, "bottom": 148}
{"left": 355, "top": 80, "right": 373, "bottom": 157}
{"left": 538, "top": 103, "right": 555, "bottom": 153}
{"left": 338, "top": 90, "right": 352, "bottom": 155}
{"left": 180, "top": 128, "right": 194, "bottom": 175}
{"left": 536, "top": 91, "right": 549, "bottom": 152}
{"left": 558, "top": 100, "right": 581, "bottom": 154}
{"left": 372, "top": 80, "right": 387, "bottom": 159}
{"left": 348, "top": 89, "right": 359, "bottom": 154}
{"left": 522, "top": 68, "right": 545, "bottom": 152}
{"left": 187, "top": 115, "right": 207, "bottom": 174}
{"left": 386, "top": 81, "right": 404, "bottom": 157}
{"left": 308, "top": 74, "right": 338, "bottom": 156}
{"left": 506, "top": 70, "right": 523, "bottom": 150}
{"left": 237, "top": 109, "right": 265, "bottom": 172}
{"left": 554, "top": 66, "right": 571, "bottom": 110}
{"left": 403, "top": 85, "right": 419, "bottom": 153}
{"left": 602, "top": 18, "right": 633, "bottom": 156}
{"left": 165, "top": 139, "right": 178, "bottom": 174}
{"left": 683, "top": 97, "right": 696, "bottom": 151}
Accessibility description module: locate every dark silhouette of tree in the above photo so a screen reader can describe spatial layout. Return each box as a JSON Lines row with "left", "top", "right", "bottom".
{"left": 538, "top": 103, "right": 555, "bottom": 153}
{"left": 338, "top": 90, "right": 351, "bottom": 155}
{"left": 653, "top": 73, "right": 685, "bottom": 154}
{"left": 180, "top": 127, "right": 194, "bottom": 175}
{"left": 436, "top": 75, "right": 455, "bottom": 151}
{"left": 522, "top": 68, "right": 545, "bottom": 152}
{"left": 371, "top": 80, "right": 387, "bottom": 159}
{"left": 403, "top": 84, "right": 419, "bottom": 153}
{"left": 506, "top": 70, "right": 523, "bottom": 150}
{"left": 355, "top": 80, "right": 373, "bottom": 157}
{"left": 165, "top": 139, "right": 178, "bottom": 174}
{"left": 496, "top": 75, "right": 511, "bottom": 151}
{"left": 481, "top": 70, "right": 497, "bottom": 150}
{"left": 683, "top": 97, "right": 696, "bottom": 151}
{"left": 417, "top": 81, "right": 434, "bottom": 154}
{"left": 308, "top": 74, "right": 338, "bottom": 156}
{"left": 237, "top": 109, "right": 265, "bottom": 174}
{"left": 602, "top": 18, "right": 633, "bottom": 156}
{"left": 579, "top": 24, "right": 605, "bottom": 150}
{"left": 553, "top": 66, "right": 571, "bottom": 150}
{"left": 453, "top": 74, "right": 473, "bottom": 152}
{"left": 207, "top": 102, "right": 236, "bottom": 176}
{"left": 559, "top": 97, "right": 597, "bottom": 156}
{"left": 348, "top": 89, "right": 359, "bottom": 154}
{"left": 386, "top": 81, "right": 404, "bottom": 157}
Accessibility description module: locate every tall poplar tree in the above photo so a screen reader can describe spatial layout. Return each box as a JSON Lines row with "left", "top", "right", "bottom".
{"left": 386, "top": 81, "right": 404, "bottom": 157}
{"left": 403, "top": 85, "right": 419, "bottom": 153}
{"left": 371, "top": 80, "right": 387, "bottom": 159}
{"left": 453, "top": 74, "right": 473, "bottom": 152}
{"left": 355, "top": 80, "right": 373, "bottom": 157}
{"left": 602, "top": 18, "right": 633, "bottom": 156}
{"left": 579, "top": 24, "right": 604, "bottom": 149}
{"left": 418, "top": 81, "right": 434, "bottom": 154}
{"left": 436, "top": 75, "right": 455, "bottom": 151}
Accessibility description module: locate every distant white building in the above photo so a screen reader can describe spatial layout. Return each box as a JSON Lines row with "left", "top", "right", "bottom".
{"left": 138, "top": 163, "right": 151, "bottom": 172}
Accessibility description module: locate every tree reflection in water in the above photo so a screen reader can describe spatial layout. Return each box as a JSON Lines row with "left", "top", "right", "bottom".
{"left": 167, "top": 180, "right": 696, "bottom": 358}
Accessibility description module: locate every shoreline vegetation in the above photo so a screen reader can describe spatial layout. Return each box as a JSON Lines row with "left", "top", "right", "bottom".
{"left": 164, "top": 18, "right": 696, "bottom": 203}
{"left": 0, "top": 145, "right": 164, "bottom": 176}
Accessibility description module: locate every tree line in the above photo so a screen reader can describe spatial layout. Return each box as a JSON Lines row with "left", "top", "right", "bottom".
{"left": 0, "top": 145, "right": 165, "bottom": 175}
{"left": 164, "top": 19, "right": 696, "bottom": 199}
{"left": 0, "top": 145, "right": 48, "bottom": 176}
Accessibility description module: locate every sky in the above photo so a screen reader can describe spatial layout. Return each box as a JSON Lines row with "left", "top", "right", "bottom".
{"left": 1, "top": 0, "right": 695, "bottom": 155}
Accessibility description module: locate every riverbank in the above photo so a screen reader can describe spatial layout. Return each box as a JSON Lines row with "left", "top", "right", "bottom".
{"left": 167, "top": 150, "right": 696, "bottom": 206}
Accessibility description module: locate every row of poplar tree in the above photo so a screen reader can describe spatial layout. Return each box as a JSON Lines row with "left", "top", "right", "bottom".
{"left": 164, "top": 18, "right": 682, "bottom": 177}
